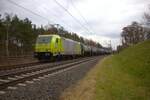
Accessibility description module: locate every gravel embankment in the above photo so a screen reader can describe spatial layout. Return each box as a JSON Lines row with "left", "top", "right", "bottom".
{"left": 0, "top": 56, "right": 103, "bottom": 100}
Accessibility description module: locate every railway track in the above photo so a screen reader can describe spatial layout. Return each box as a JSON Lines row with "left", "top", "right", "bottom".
{"left": 0, "top": 61, "right": 41, "bottom": 71}
{"left": 0, "top": 56, "right": 98, "bottom": 91}
{"left": 0, "top": 57, "right": 88, "bottom": 71}
{"left": 0, "top": 57, "right": 90, "bottom": 77}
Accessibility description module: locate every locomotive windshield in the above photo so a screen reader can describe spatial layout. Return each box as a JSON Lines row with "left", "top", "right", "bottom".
{"left": 36, "top": 36, "right": 52, "bottom": 44}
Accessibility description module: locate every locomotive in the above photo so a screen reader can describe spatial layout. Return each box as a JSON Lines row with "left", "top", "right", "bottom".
{"left": 34, "top": 34, "right": 111, "bottom": 60}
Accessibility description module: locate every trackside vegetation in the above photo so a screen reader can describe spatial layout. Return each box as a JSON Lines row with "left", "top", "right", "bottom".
{"left": 60, "top": 40, "right": 150, "bottom": 100}
{"left": 96, "top": 40, "right": 150, "bottom": 100}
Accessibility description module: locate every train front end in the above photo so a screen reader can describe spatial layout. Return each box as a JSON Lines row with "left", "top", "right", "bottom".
{"left": 34, "top": 35, "right": 53, "bottom": 60}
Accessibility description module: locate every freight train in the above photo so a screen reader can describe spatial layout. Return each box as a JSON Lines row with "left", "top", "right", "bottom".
{"left": 34, "top": 34, "right": 111, "bottom": 60}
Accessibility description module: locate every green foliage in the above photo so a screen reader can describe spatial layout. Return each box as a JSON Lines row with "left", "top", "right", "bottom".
{"left": 0, "top": 14, "right": 38, "bottom": 56}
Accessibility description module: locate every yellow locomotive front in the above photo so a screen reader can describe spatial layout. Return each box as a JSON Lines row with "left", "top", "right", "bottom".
{"left": 34, "top": 35, "right": 52, "bottom": 60}
{"left": 34, "top": 34, "right": 63, "bottom": 60}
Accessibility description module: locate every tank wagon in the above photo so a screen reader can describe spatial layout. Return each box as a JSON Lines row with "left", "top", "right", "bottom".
{"left": 81, "top": 44, "right": 92, "bottom": 56}
{"left": 34, "top": 34, "right": 111, "bottom": 60}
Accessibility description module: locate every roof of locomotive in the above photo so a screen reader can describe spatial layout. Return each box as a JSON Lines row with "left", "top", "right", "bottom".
{"left": 38, "top": 34, "right": 80, "bottom": 44}
{"left": 38, "top": 34, "right": 61, "bottom": 38}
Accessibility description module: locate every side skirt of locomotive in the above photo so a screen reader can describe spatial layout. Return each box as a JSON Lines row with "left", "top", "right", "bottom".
{"left": 34, "top": 52, "right": 82, "bottom": 61}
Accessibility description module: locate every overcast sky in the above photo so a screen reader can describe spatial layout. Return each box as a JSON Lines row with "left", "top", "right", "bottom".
{"left": 0, "top": 0, "right": 149, "bottom": 49}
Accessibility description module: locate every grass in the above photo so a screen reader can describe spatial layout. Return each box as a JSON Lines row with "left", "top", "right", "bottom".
{"left": 96, "top": 40, "right": 150, "bottom": 100}
{"left": 60, "top": 40, "right": 150, "bottom": 100}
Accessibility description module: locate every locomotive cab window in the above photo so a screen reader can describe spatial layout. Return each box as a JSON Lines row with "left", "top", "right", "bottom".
{"left": 36, "top": 36, "right": 51, "bottom": 44}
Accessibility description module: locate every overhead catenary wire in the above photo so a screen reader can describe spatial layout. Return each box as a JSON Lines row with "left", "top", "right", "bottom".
{"left": 7, "top": 0, "right": 93, "bottom": 35}
{"left": 7, "top": 0, "right": 81, "bottom": 33}
{"left": 6, "top": 0, "right": 56, "bottom": 24}
{"left": 32, "top": 0, "right": 73, "bottom": 31}
{"left": 53, "top": 0, "right": 93, "bottom": 34}
{"left": 69, "top": 0, "right": 95, "bottom": 33}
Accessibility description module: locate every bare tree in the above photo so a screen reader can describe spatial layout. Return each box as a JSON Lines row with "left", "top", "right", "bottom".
{"left": 143, "top": 5, "right": 150, "bottom": 39}
{"left": 121, "top": 21, "right": 145, "bottom": 46}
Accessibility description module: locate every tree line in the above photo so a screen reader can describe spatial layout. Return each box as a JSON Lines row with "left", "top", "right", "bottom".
{"left": 0, "top": 13, "right": 102, "bottom": 57}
